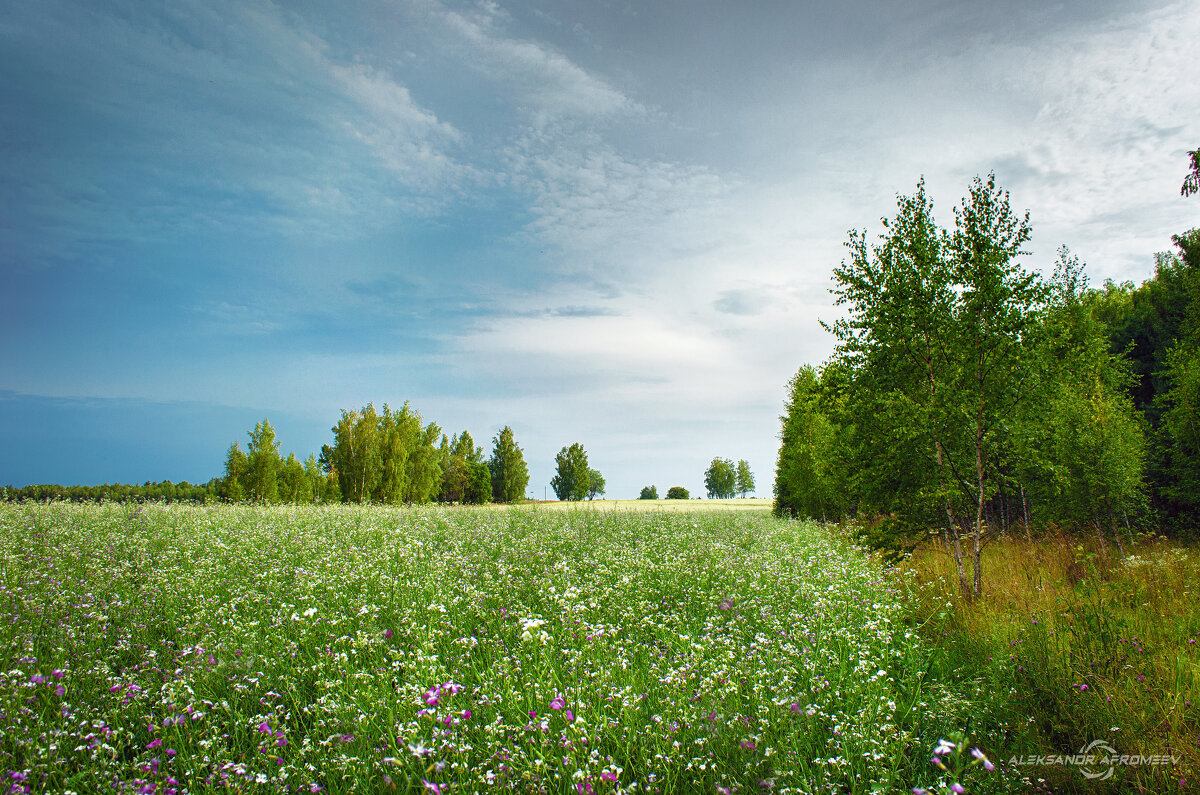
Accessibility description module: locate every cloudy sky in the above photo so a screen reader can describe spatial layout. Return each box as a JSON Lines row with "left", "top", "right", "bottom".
{"left": 2, "top": 0, "right": 1197, "bottom": 497}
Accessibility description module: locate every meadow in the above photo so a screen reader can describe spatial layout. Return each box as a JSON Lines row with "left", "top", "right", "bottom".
{"left": 0, "top": 502, "right": 998, "bottom": 794}
{"left": 3, "top": 503, "right": 1193, "bottom": 794}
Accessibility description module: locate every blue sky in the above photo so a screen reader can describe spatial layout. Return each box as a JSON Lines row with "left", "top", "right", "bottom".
{"left": 2, "top": 0, "right": 1198, "bottom": 497}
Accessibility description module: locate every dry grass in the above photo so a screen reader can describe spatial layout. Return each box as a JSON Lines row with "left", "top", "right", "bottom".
{"left": 899, "top": 531, "right": 1200, "bottom": 793}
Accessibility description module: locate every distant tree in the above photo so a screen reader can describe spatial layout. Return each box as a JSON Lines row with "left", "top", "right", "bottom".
{"left": 1182, "top": 148, "right": 1200, "bottom": 197}
{"left": 666, "top": 486, "right": 690, "bottom": 500}
{"left": 551, "top": 443, "right": 591, "bottom": 501}
{"left": 465, "top": 461, "right": 492, "bottom": 504}
{"left": 773, "top": 365, "right": 847, "bottom": 521}
{"left": 303, "top": 454, "right": 324, "bottom": 503}
{"left": 245, "top": 419, "right": 282, "bottom": 503}
{"left": 586, "top": 469, "right": 606, "bottom": 500}
{"left": 438, "top": 431, "right": 485, "bottom": 503}
{"left": 221, "top": 442, "right": 248, "bottom": 502}
{"left": 488, "top": 426, "right": 530, "bottom": 503}
{"left": 639, "top": 485, "right": 658, "bottom": 500}
{"left": 704, "top": 458, "right": 737, "bottom": 499}
{"left": 329, "top": 405, "right": 382, "bottom": 503}
{"left": 735, "top": 460, "right": 754, "bottom": 497}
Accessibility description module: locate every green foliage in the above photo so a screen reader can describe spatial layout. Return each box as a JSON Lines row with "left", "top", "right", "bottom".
{"left": 550, "top": 443, "right": 591, "bottom": 501}
{"left": 773, "top": 366, "right": 845, "bottom": 521}
{"left": 638, "top": 485, "right": 658, "bottom": 500}
{"left": 704, "top": 457, "right": 736, "bottom": 499}
{"left": 245, "top": 419, "right": 281, "bottom": 503}
{"left": 585, "top": 468, "right": 606, "bottom": 500}
{"left": 221, "top": 442, "right": 248, "bottom": 502}
{"left": 1182, "top": 148, "right": 1200, "bottom": 197}
{"left": 488, "top": 426, "right": 529, "bottom": 503}
{"left": 666, "top": 486, "right": 689, "bottom": 499}
{"left": 735, "top": 459, "right": 754, "bottom": 497}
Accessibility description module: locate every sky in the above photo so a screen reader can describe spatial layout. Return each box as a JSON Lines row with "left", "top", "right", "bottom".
{"left": 2, "top": 0, "right": 1198, "bottom": 498}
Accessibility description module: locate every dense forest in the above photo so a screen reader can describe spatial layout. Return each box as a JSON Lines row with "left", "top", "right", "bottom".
{"left": 774, "top": 165, "right": 1200, "bottom": 595}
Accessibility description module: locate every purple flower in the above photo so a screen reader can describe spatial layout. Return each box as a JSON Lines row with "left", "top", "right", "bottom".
{"left": 950, "top": 785, "right": 966, "bottom": 794}
{"left": 740, "top": 740, "right": 756, "bottom": 750}
{"left": 550, "top": 697, "right": 566, "bottom": 710}
{"left": 147, "top": 739, "right": 162, "bottom": 749}
{"left": 257, "top": 721, "right": 271, "bottom": 734}
{"left": 383, "top": 629, "right": 394, "bottom": 640}
{"left": 422, "top": 780, "right": 444, "bottom": 794}
{"left": 423, "top": 687, "right": 441, "bottom": 706}
{"left": 600, "top": 772, "right": 618, "bottom": 782}
{"left": 565, "top": 709, "right": 574, "bottom": 722}
{"left": 789, "top": 703, "right": 801, "bottom": 713}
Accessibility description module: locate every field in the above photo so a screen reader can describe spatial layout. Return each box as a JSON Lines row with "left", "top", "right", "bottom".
{"left": 517, "top": 499, "right": 775, "bottom": 513}
{"left": 0, "top": 503, "right": 1192, "bottom": 793}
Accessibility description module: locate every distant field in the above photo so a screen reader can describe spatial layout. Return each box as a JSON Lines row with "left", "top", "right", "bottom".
{"left": 519, "top": 497, "right": 774, "bottom": 512}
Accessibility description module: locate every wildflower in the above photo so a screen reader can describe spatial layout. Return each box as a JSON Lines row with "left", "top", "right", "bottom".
{"left": 303, "top": 607, "right": 317, "bottom": 617}
{"left": 789, "top": 703, "right": 801, "bottom": 713}
{"left": 740, "top": 740, "right": 756, "bottom": 750}
{"left": 422, "top": 780, "right": 444, "bottom": 794}
{"left": 565, "top": 709, "right": 574, "bottom": 722}
{"left": 600, "top": 772, "right": 618, "bottom": 782}
{"left": 933, "top": 738, "right": 956, "bottom": 756}
{"left": 550, "top": 697, "right": 566, "bottom": 710}
{"left": 257, "top": 721, "right": 271, "bottom": 734}
{"left": 147, "top": 739, "right": 162, "bottom": 749}
{"left": 383, "top": 629, "right": 394, "bottom": 639}
{"left": 950, "top": 785, "right": 965, "bottom": 794}
{"left": 1079, "top": 684, "right": 1088, "bottom": 691}
{"left": 970, "top": 747, "right": 994, "bottom": 771}
{"left": 424, "top": 687, "right": 441, "bottom": 706}
{"left": 719, "top": 598, "right": 735, "bottom": 611}
{"left": 408, "top": 741, "right": 432, "bottom": 758}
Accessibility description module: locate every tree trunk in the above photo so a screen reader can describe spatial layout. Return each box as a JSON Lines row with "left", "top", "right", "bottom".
{"left": 972, "top": 392, "right": 985, "bottom": 600}
{"left": 1093, "top": 514, "right": 1108, "bottom": 557}
{"left": 1109, "top": 507, "right": 1126, "bottom": 560}
{"left": 1021, "top": 483, "right": 1032, "bottom": 543}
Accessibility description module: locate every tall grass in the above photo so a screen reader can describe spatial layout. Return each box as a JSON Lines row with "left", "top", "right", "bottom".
{"left": 902, "top": 532, "right": 1200, "bottom": 793}
{"left": 0, "top": 503, "right": 996, "bottom": 794}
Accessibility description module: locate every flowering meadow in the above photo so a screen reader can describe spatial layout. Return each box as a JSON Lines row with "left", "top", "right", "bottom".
{"left": 0, "top": 503, "right": 995, "bottom": 794}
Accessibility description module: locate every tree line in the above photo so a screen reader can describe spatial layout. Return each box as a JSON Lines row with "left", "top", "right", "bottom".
{"left": 774, "top": 167, "right": 1199, "bottom": 597}
{"left": 219, "top": 402, "right": 531, "bottom": 505}
{"left": 1, "top": 480, "right": 220, "bottom": 503}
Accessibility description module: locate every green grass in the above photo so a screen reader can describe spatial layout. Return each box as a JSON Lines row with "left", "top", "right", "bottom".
{"left": 1, "top": 503, "right": 1005, "bottom": 793}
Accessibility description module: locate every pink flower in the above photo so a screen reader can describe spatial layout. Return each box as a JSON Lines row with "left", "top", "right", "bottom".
{"left": 789, "top": 703, "right": 801, "bottom": 713}
{"left": 257, "top": 721, "right": 271, "bottom": 734}
{"left": 146, "top": 739, "right": 162, "bottom": 749}
{"left": 550, "top": 697, "right": 566, "bottom": 710}
{"left": 424, "top": 687, "right": 441, "bottom": 706}
{"left": 565, "top": 709, "right": 575, "bottom": 722}
{"left": 422, "top": 780, "right": 444, "bottom": 794}
{"left": 383, "top": 629, "right": 394, "bottom": 639}
{"left": 600, "top": 772, "right": 618, "bottom": 782}
{"left": 740, "top": 740, "right": 756, "bottom": 750}
{"left": 951, "top": 784, "right": 966, "bottom": 794}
